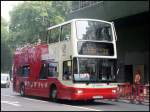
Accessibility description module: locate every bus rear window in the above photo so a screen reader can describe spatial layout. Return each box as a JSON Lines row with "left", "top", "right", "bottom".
{"left": 77, "top": 42, "right": 114, "bottom": 56}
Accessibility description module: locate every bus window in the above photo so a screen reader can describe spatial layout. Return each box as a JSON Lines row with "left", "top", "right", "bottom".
{"left": 48, "top": 62, "right": 58, "bottom": 77}
{"left": 60, "top": 23, "right": 71, "bottom": 41}
{"left": 22, "top": 65, "right": 30, "bottom": 77}
{"left": 63, "top": 60, "right": 72, "bottom": 80}
{"left": 16, "top": 67, "right": 22, "bottom": 76}
{"left": 39, "top": 63, "right": 48, "bottom": 79}
{"left": 76, "top": 20, "right": 113, "bottom": 41}
{"left": 49, "top": 27, "right": 60, "bottom": 43}
{"left": 78, "top": 42, "right": 114, "bottom": 56}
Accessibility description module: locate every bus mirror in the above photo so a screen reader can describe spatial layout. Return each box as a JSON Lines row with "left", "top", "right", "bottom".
{"left": 117, "top": 68, "right": 119, "bottom": 75}
{"left": 112, "top": 22, "right": 117, "bottom": 41}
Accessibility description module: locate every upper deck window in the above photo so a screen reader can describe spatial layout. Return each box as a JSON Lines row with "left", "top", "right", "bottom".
{"left": 48, "top": 27, "right": 60, "bottom": 43}
{"left": 60, "top": 23, "right": 71, "bottom": 41}
{"left": 76, "top": 20, "right": 113, "bottom": 41}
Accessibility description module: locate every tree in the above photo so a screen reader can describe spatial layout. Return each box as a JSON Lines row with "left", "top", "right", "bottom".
{"left": 8, "top": 1, "right": 71, "bottom": 47}
{"left": 1, "top": 17, "right": 12, "bottom": 72}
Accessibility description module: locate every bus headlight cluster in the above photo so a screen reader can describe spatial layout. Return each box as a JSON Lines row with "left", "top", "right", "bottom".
{"left": 112, "top": 89, "right": 116, "bottom": 93}
{"left": 77, "top": 90, "right": 83, "bottom": 94}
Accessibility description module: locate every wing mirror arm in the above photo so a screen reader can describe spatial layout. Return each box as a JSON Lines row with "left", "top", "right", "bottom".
{"left": 112, "top": 22, "right": 117, "bottom": 41}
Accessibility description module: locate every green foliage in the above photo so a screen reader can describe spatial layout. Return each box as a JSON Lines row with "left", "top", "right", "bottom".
{"left": 1, "top": 1, "right": 71, "bottom": 72}
{"left": 1, "top": 17, "right": 12, "bottom": 72}
{"left": 9, "top": 1, "right": 71, "bottom": 46}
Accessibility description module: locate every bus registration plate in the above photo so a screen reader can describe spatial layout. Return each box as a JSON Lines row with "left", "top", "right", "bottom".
{"left": 93, "top": 96, "right": 103, "bottom": 99}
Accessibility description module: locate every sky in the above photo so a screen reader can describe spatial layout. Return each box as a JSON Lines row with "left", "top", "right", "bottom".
{"left": 1, "top": 1, "right": 24, "bottom": 22}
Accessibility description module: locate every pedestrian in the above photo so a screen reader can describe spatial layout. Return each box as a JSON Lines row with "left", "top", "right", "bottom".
{"left": 133, "top": 70, "right": 141, "bottom": 98}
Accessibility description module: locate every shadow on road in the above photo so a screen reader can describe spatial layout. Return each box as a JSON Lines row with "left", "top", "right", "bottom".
{"left": 15, "top": 94, "right": 114, "bottom": 106}
{"left": 57, "top": 100, "right": 114, "bottom": 106}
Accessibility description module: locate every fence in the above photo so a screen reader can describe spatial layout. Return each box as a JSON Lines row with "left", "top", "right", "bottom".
{"left": 117, "top": 83, "right": 149, "bottom": 104}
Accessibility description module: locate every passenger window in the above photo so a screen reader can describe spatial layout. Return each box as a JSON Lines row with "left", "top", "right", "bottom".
{"left": 48, "top": 62, "right": 58, "bottom": 77}
{"left": 39, "top": 63, "right": 48, "bottom": 79}
{"left": 60, "top": 23, "right": 71, "bottom": 41}
{"left": 22, "top": 65, "right": 30, "bottom": 77}
{"left": 49, "top": 27, "right": 60, "bottom": 43}
{"left": 63, "top": 60, "right": 72, "bottom": 80}
{"left": 16, "top": 67, "right": 22, "bottom": 76}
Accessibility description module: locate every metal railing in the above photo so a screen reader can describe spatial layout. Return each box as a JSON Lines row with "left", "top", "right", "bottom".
{"left": 117, "top": 83, "right": 149, "bottom": 104}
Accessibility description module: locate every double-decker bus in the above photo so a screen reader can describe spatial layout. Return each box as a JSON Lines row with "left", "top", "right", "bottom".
{"left": 12, "top": 19, "right": 118, "bottom": 102}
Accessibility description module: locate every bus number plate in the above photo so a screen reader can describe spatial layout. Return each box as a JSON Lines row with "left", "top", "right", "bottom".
{"left": 93, "top": 96, "right": 103, "bottom": 99}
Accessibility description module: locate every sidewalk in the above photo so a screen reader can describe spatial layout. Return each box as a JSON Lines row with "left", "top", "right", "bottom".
{"left": 108, "top": 99, "right": 149, "bottom": 106}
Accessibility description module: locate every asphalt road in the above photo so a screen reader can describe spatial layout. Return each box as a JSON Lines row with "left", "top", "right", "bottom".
{"left": 1, "top": 83, "right": 149, "bottom": 111}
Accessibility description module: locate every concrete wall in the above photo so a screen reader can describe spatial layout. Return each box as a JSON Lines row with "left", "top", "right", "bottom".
{"left": 116, "top": 16, "right": 149, "bottom": 83}
{"left": 68, "top": 1, "right": 149, "bottom": 21}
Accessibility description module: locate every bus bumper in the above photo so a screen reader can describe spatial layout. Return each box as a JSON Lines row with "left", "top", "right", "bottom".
{"left": 70, "top": 88, "right": 118, "bottom": 101}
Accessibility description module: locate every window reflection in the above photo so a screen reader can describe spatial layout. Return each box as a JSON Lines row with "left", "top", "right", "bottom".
{"left": 76, "top": 20, "right": 113, "bottom": 41}
{"left": 73, "top": 58, "right": 117, "bottom": 82}
{"left": 78, "top": 42, "right": 114, "bottom": 56}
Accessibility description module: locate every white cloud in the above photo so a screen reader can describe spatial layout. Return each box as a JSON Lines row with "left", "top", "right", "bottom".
{"left": 1, "top": 1, "right": 24, "bottom": 22}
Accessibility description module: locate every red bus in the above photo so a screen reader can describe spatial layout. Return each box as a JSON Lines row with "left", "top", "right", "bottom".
{"left": 12, "top": 19, "right": 118, "bottom": 102}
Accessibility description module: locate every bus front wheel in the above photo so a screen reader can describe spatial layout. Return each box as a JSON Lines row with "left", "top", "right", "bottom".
{"left": 50, "top": 86, "right": 58, "bottom": 102}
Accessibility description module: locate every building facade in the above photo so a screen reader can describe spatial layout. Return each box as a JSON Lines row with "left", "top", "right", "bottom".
{"left": 68, "top": 1, "right": 149, "bottom": 84}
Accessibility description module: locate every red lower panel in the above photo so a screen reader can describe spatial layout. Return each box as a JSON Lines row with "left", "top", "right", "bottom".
{"left": 58, "top": 87, "right": 118, "bottom": 101}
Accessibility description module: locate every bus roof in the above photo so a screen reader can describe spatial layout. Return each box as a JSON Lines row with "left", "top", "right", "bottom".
{"left": 47, "top": 18, "right": 112, "bottom": 30}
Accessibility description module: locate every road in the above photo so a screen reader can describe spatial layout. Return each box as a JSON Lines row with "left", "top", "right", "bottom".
{"left": 1, "top": 83, "right": 149, "bottom": 111}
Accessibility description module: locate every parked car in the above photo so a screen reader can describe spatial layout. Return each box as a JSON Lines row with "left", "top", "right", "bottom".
{"left": 1, "top": 73, "right": 10, "bottom": 88}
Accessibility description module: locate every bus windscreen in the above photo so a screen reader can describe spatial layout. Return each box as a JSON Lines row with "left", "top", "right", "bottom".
{"left": 73, "top": 58, "right": 117, "bottom": 83}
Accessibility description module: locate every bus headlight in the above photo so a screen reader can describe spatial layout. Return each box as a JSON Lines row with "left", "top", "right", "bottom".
{"left": 76, "top": 90, "right": 83, "bottom": 94}
{"left": 112, "top": 89, "right": 116, "bottom": 93}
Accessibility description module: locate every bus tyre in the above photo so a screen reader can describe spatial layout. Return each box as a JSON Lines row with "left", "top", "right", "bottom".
{"left": 20, "top": 85, "right": 25, "bottom": 97}
{"left": 50, "top": 86, "right": 57, "bottom": 102}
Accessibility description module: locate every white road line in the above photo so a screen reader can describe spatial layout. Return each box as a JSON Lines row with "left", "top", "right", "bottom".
{"left": 1, "top": 101, "right": 21, "bottom": 107}
{"left": 23, "top": 97, "right": 48, "bottom": 103}
{"left": 23, "top": 97, "right": 101, "bottom": 111}
{"left": 64, "top": 105, "right": 102, "bottom": 111}
{"left": 2, "top": 95, "right": 101, "bottom": 111}
{"left": 2, "top": 95, "right": 15, "bottom": 97}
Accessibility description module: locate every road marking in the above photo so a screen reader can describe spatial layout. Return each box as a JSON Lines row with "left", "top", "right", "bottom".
{"left": 64, "top": 105, "right": 102, "bottom": 111}
{"left": 23, "top": 97, "right": 101, "bottom": 111}
{"left": 23, "top": 97, "right": 48, "bottom": 103}
{"left": 2, "top": 95, "right": 15, "bottom": 97}
{"left": 2, "top": 94, "right": 101, "bottom": 111}
{"left": 22, "top": 97, "right": 101, "bottom": 111}
{"left": 1, "top": 101, "right": 21, "bottom": 107}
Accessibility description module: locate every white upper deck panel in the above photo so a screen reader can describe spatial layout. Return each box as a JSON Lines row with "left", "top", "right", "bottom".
{"left": 47, "top": 19, "right": 112, "bottom": 30}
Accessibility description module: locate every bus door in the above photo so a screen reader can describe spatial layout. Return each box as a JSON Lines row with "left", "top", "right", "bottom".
{"left": 35, "top": 61, "right": 49, "bottom": 97}
{"left": 37, "top": 61, "right": 58, "bottom": 97}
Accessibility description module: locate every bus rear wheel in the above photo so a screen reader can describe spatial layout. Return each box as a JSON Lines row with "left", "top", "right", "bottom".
{"left": 50, "top": 86, "right": 58, "bottom": 102}
{"left": 20, "top": 85, "right": 25, "bottom": 97}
